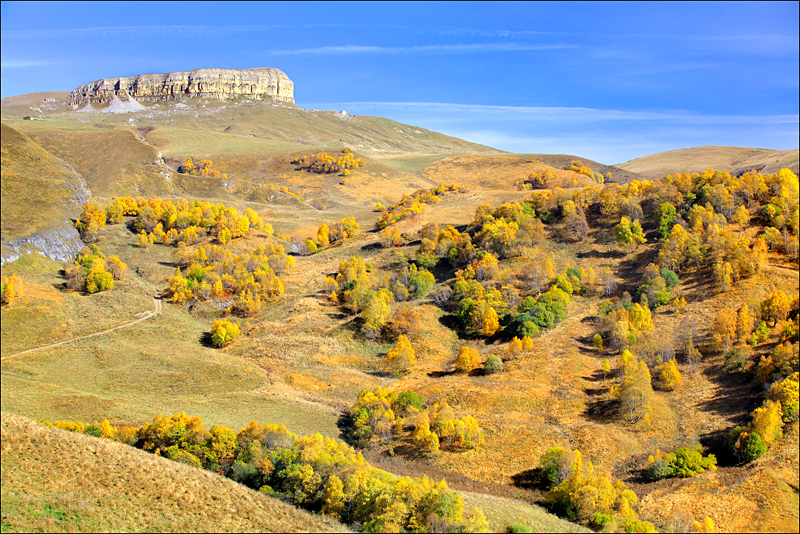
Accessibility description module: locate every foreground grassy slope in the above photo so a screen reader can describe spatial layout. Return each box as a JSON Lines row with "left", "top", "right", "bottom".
{"left": 617, "top": 145, "right": 799, "bottom": 178}
{"left": 0, "top": 412, "right": 348, "bottom": 533}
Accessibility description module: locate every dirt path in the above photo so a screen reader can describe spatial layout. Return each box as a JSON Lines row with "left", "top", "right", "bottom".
{"left": 1, "top": 296, "right": 162, "bottom": 361}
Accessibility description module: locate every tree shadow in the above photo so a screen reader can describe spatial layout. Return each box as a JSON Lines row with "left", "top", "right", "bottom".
{"left": 699, "top": 427, "right": 738, "bottom": 467}
{"left": 695, "top": 362, "right": 762, "bottom": 420}
{"left": 584, "top": 369, "right": 607, "bottom": 384}
{"left": 576, "top": 249, "right": 625, "bottom": 259}
{"left": 584, "top": 397, "right": 619, "bottom": 424}
{"left": 438, "top": 314, "right": 473, "bottom": 340}
{"left": 199, "top": 331, "right": 215, "bottom": 348}
{"left": 361, "top": 242, "right": 382, "bottom": 252}
{"left": 511, "top": 468, "right": 545, "bottom": 490}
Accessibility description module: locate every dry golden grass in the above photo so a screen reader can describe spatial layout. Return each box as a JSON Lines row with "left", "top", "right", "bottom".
{"left": 1, "top": 124, "right": 84, "bottom": 240}
{"left": 3, "top": 93, "right": 799, "bottom": 533}
{"left": 616, "top": 145, "right": 799, "bottom": 178}
{"left": 22, "top": 127, "right": 170, "bottom": 198}
{"left": 0, "top": 412, "right": 348, "bottom": 533}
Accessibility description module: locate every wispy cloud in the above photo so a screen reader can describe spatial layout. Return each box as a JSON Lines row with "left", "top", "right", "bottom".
{"left": 308, "top": 102, "right": 798, "bottom": 163}
{"left": 1, "top": 60, "right": 68, "bottom": 68}
{"left": 262, "top": 43, "right": 577, "bottom": 56}
{"left": 327, "top": 102, "right": 799, "bottom": 125}
{"left": 1, "top": 25, "right": 294, "bottom": 39}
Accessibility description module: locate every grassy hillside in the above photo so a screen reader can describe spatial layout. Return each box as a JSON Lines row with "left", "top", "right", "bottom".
{"left": 1, "top": 87, "right": 798, "bottom": 533}
{"left": 0, "top": 412, "right": 348, "bottom": 533}
{"left": 0, "top": 123, "right": 86, "bottom": 240}
{"left": 616, "top": 146, "right": 800, "bottom": 178}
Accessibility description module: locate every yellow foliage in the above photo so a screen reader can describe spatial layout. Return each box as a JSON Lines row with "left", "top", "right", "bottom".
{"left": 749, "top": 399, "right": 784, "bottom": 446}
{"left": 387, "top": 335, "right": 415, "bottom": 373}
{"left": 455, "top": 346, "right": 481, "bottom": 374}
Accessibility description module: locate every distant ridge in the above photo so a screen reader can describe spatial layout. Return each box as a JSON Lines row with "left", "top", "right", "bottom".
{"left": 616, "top": 145, "right": 799, "bottom": 178}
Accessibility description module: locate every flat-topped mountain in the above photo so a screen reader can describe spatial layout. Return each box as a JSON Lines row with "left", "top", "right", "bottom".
{"left": 68, "top": 67, "right": 294, "bottom": 107}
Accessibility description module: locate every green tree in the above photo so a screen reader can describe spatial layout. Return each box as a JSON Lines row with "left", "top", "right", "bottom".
{"left": 655, "top": 202, "right": 677, "bottom": 240}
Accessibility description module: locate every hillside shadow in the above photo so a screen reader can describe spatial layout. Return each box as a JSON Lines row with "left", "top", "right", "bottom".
{"left": 696, "top": 363, "right": 761, "bottom": 420}
{"left": 576, "top": 249, "right": 625, "bottom": 259}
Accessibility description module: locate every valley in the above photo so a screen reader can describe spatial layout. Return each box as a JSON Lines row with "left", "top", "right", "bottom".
{"left": 1, "top": 84, "right": 798, "bottom": 534}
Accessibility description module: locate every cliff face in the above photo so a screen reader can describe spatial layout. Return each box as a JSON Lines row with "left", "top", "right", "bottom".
{"left": 68, "top": 68, "right": 294, "bottom": 106}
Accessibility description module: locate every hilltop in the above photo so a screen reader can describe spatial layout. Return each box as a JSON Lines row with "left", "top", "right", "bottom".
{"left": 617, "top": 145, "right": 799, "bottom": 178}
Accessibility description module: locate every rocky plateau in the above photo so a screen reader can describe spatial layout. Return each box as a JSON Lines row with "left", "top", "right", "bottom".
{"left": 68, "top": 67, "right": 294, "bottom": 107}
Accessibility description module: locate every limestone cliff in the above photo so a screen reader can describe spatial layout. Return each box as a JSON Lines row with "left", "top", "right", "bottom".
{"left": 68, "top": 68, "right": 294, "bottom": 106}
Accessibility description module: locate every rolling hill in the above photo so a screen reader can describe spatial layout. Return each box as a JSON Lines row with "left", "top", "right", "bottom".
{"left": 616, "top": 145, "right": 799, "bottom": 178}
{"left": 1, "top": 81, "right": 798, "bottom": 534}
{"left": 0, "top": 412, "right": 348, "bottom": 533}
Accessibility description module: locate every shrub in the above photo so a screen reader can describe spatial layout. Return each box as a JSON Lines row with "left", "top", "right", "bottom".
{"left": 395, "top": 391, "right": 425, "bottom": 415}
{"left": 484, "top": 355, "right": 503, "bottom": 374}
{"left": 506, "top": 521, "right": 533, "bottom": 533}
{"left": 538, "top": 447, "right": 573, "bottom": 489}
{"left": 727, "top": 427, "right": 766, "bottom": 463}
{"left": 210, "top": 319, "right": 240, "bottom": 347}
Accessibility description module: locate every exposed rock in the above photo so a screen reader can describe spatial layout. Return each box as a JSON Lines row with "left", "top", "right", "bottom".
{"left": 1, "top": 226, "right": 85, "bottom": 265}
{"left": 68, "top": 68, "right": 294, "bottom": 107}
{"left": 100, "top": 91, "right": 147, "bottom": 114}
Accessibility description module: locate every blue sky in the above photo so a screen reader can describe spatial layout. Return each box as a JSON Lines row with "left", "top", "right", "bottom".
{"left": 2, "top": 1, "right": 798, "bottom": 163}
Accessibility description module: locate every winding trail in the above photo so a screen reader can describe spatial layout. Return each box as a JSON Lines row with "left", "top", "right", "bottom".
{"left": 1, "top": 296, "right": 162, "bottom": 361}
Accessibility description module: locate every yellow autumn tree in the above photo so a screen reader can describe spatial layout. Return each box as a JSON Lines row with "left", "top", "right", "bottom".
{"left": 482, "top": 307, "right": 500, "bottom": 337}
{"left": 386, "top": 334, "right": 415, "bottom": 373}
{"left": 454, "top": 346, "right": 481, "bottom": 374}
{"left": 210, "top": 319, "right": 240, "bottom": 348}
{"left": 712, "top": 307, "right": 737, "bottom": 353}
{"left": 317, "top": 223, "right": 330, "bottom": 246}
{"left": 761, "top": 290, "right": 791, "bottom": 327}
{"left": 749, "top": 399, "right": 784, "bottom": 446}
{"left": 658, "top": 359, "right": 682, "bottom": 391}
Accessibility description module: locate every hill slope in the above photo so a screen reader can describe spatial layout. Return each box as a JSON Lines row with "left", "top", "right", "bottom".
{"left": 0, "top": 123, "right": 89, "bottom": 264}
{"left": 616, "top": 145, "right": 799, "bottom": 178}
{"left": 0, "top": 412, "right": 348, "bottom": 533}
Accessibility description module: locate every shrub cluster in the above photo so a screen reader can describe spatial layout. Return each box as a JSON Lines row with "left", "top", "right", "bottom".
{"left": 347, "top": 387, "right": 483, "bottom": 454}
{"left": 177, "top": 157, "right": 226, "bottom": 178}
{"left": 64, "top": 245, "right": 126, "bottom": 294}
{"left": 167, "top": 242, "right": 291, "bottom": 315}
{"left": 376, "top": 184, "right": 464, "bottom": 229}
{"left": 643, "top": 445, "right": 717, "bottom": 481}
{"left": 291, "top": 149, "right": 364, "bottom": 175}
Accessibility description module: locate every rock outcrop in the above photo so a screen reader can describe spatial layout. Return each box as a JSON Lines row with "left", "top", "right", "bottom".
{"left": 68, "top": 68, "right": 294, "bottom": 107}
{"left": 1, "top": 227, "right": 85, "bottom": 265}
